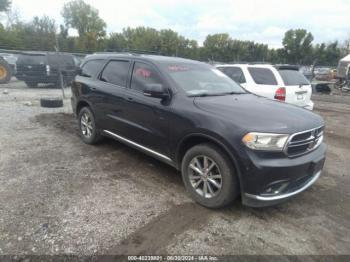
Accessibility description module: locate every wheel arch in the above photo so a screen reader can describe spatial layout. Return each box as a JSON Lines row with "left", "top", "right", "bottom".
{"left": 176, "top": 133, "right": 243, "bottom": 193}
{"left": 76, "top": 99, "right": 93, "bottom": 116}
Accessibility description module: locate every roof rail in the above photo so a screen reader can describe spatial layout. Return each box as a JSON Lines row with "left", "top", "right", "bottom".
{"left": 100, "top": 48, "right": 164, "bottom": 56}
{"left": 215, "top": 61, "right": 272, "bottom": 65}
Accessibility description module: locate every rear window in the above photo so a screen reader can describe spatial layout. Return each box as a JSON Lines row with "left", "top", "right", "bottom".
{"left": 48, "top": 54, "right": 75, "bottom": 67}
{"left": 81, "top": 59, "right": 105, "bottom": 78}
{"left": 17, "top": 54, "right": 46, "bottom": 65}
{"left": 100, "top": 60, "right": 130, "bottom": 87}
{"left": 278, "top": 69, "right": 309, "bottom": 86}
{"left": 248, "top": 67, "right": 277, "bottom": 85}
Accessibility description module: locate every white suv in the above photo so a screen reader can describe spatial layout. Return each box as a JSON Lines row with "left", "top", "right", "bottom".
{"left": 216, "top": 64, "right": 314, "bottom": 110}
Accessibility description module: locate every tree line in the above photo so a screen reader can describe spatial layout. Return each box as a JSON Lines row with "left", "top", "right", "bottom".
{"left": 0, "top": 0, "right": 348, "bottom": 65}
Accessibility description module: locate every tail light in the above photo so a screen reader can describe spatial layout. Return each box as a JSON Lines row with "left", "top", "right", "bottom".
{"left": 46, "top": 65, "right": 50, "bottom": 75}
{"left": 274, "top": 87, "right": 286, "bottom": 101}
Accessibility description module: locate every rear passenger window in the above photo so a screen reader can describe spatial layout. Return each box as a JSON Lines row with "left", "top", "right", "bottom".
{"left": 81, "top": 60, "right": 105, "bottom": 78}
{"left": 248, "top": 67, "right": 277, "bottom": 85}
{"left": 218, "top": 67, "right": 246, "bottom": 83}
{"left": 130, "top": 62, "right": 164, "bottom": 92}
{"left": 48, "top": 54, "right": 75, "bottom": 67}
{"left": 100, "top": 60, "right": 130, "bottom": 87}
{"left": 278, "top": 70, "right": 309, "bottom": 86}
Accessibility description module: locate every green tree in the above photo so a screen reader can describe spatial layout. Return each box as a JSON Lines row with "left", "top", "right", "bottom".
{"left": 21, "top": 16, "right": 57, "bottom": 50}
{"left": 0, "top": 16, "right": 56, "bottom": 51}
{"left": 159, "top": 29, "right": 181, "bottom": 56}
{"left": 106, "top": 32, "right": 127, "bottom": 51}
{"left": 313, "top": 41, "right": 342, "bottom": 66}
{"left": 122, "top": 27, "right": 160, "bottom": 51}
{"left": 282, "top": 29, "right": 314, "bottom": 64}
{"left": 62, "top": 0, "right": 106, "bottom": 51}
{"left": 0, "top": 0, "right": 10, "bottom": 12}
{"left": 203, "top": 33, "right": 233, "bottom": 62}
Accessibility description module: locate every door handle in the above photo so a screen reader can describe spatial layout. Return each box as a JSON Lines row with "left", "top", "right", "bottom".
{"left": 127, "top": 97, "right": 133, "bottom": 101}
{"left": 91, "top": 87, "right": 97, "bottom": 91}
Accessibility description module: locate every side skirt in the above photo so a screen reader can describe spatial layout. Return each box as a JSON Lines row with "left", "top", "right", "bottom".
{"left": 102, "top": 130, "right": 177, "bottom": 168}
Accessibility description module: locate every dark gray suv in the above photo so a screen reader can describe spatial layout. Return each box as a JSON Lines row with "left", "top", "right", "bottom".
{"left": 71, "top": 53, "right": 326, "bottom": 208}
{"left": 16, "top": 52, "right": 77, "bottom": 88}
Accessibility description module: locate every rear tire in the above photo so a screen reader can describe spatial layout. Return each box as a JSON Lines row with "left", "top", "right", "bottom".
{"left": 25, "top": 81, "right": 38, "bottom": 88}
{"left": 181, "top": 143, "right": 239, "bottom": 208}
{"left": 78, "top": 107, "right": 102, "bottom": 144}
{"left": 0, "top": 60, "right": 12, "bottom": 84}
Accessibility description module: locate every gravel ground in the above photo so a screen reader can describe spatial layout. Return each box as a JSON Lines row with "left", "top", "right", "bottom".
{"left": 0, "top": 80, "right": 349, "bottom": 256}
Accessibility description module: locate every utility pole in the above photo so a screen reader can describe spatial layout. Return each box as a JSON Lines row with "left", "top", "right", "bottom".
{"left": 55, "top": 34, "right": 65, "bottom": 99}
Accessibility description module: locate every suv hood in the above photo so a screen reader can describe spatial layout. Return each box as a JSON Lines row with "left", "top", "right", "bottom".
{"left": 193, "top": 94, "right": 323, "bottom": 134}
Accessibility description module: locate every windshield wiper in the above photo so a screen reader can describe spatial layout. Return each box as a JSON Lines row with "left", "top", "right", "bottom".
{"left": 217, "top": 91, "right": 246, "bottom": 95}
{"left": 188, "top": 91, "right": 245, "bottom": 97}
{"left": 188, "top": 91, "right": 246, "bottom": 97}
{"left": 187, "top": 91, "right": 216, "bottom": 97}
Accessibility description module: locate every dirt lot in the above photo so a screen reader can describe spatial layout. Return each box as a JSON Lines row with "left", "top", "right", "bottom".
{"left": 0, "top": 80, "right": 349, "bottom": 256}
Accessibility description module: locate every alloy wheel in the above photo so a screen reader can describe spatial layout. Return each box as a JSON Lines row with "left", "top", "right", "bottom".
{"left": 188, "top": 155, "right": 222, "bottom": 198}
{"left": 80, "top": 112, "right": 93, "bottom": 138}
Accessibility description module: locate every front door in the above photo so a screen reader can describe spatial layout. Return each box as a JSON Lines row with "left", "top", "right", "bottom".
{"left": 121, "top": 61, "right": 172, "bottom": 157}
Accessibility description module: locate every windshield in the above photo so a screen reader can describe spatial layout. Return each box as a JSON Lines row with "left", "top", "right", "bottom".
{"left": 160, "top": 62, "right": 246, "bottom": 96}
{"left": 17, "top": 54, "right": 46, "bottom": 65}
{"left": 278, "top": 69, "right": 310, "bottom": 86}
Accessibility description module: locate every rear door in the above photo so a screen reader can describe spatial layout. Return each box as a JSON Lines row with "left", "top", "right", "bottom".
{"left": 95, "top": 59, "right": 132, "bottom": 133}
{"left": 74, "top": 59, "right": 106, "bottom": 123}
{"left": 277, "top": 69, "right": 312, "bottom": 107}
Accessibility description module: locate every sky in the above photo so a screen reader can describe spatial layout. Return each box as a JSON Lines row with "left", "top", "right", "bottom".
{"left": 10, "top": 0, "right": 350, "bottom": 48}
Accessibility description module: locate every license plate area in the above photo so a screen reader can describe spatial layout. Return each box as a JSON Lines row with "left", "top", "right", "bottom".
{"left": 297, "top": 94, "right": 304, "bottom": 100}
{"left": 296, "top": 91, "right": 307, "bottom": 100}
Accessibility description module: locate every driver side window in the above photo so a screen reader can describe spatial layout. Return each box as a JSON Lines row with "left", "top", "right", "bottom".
{"left": 131, "top": 62, "right": 164, "bottom": 92}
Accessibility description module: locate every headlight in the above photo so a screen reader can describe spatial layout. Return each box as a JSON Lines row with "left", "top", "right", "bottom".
{"left": 242, "top": 132, "right": 289, "bottom": 151}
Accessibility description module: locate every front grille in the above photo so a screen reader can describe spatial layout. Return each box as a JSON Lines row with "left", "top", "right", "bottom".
{"left": 285, "top": 126, "right": 324, "bottom": 157}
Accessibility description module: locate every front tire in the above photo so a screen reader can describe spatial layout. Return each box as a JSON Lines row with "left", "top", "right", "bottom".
{"left": 181, "top": 143, "right": 239, "bottom": 208}
{"left": 78, "top": 107, "right": 102, "bottom": 144}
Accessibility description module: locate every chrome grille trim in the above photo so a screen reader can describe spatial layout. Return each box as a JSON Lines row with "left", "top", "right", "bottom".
{"left": 284, "top": 126, "right": 324, "bottom": 157}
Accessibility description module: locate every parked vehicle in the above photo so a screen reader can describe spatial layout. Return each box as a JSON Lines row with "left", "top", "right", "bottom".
{"left": 216, "top": 64, "right": 314, "bottom": 110}
{"left": 71, "top": 53, "right": 326, "bottom": 208}
{"left": 0, "top": 53, "right": 17, "bottom": 84}
{"left": 16, "top": 52, "right": 77, "bottom": 88}
{"left": 73, "top": 54, "right": 85, "bottom": 67}
{"left": 299, "top": 66, "right": 313, "bottom": 81}
{"left": 335, "top": 64, "right": 350, "bottom": 92}
{"left": 337, "top": 54, "right": 350, "bottom": 80}
{"left": 314, "top": 67, "right": 333, "bottom": 81}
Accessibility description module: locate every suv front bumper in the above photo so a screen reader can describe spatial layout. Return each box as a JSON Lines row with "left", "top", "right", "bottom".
{"left": 240, "top": 143, "right": 326, "bottom": 207}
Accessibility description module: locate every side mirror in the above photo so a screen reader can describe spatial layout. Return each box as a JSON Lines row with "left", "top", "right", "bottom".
{"left": 143, "top": 84, "right": 169, "bottom": 99}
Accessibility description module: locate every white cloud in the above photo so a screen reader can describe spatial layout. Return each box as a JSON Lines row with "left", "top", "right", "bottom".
{"left": 11, "top": 0, "right": 350, "bottom": 47}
